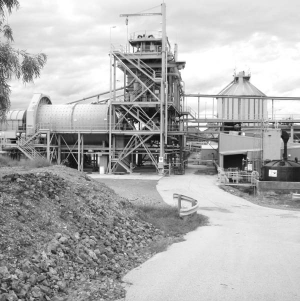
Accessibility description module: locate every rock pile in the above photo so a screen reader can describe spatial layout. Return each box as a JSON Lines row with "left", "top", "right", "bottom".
{"left": 0, "top": 169, "right": 165, "bottom": 300}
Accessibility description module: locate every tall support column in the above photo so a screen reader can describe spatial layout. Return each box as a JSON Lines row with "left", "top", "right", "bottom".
{"left": 219, "top": 154, "right": 224, "bottom": 168}
{"left": 81, "top": 134, "right": 84, "bottom": 171}
{"left": 164, "top": 48, "right": 168, "bottom": 145}
{"left": 108, "top": 49, "right": 113, "bottom": 174}
{"left": 78, "top": 132, "right": 81, "bottom": 171}
{"left": 46, "top": 130, "right": 50, "bottom": 162}
{"left": 124, "top": 70, "right": 126, "bottom": 100}
{"left": 159, "top": 2, "right": 166, "bottom": 174}
{"left": 108, "top": 105, "right": 112, "bottom": 174}
{"left": 198, "top": 96, "right": 200, "bottom": 131}
{"left": 113, "top": 135, "right": 116, "bottom": 171}
{"left": 113, "top": 56, "right": 117, "bottom": 100}
{"left": 111, "top": 58, "right": 116, "bottom": 173}
{"left": 58, "top": 135, "right": 61, "bottom": 164}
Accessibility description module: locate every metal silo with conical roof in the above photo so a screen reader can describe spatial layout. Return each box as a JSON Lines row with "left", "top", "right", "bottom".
{"left": 217, "top": 71, "right": 267, "bottom": 122}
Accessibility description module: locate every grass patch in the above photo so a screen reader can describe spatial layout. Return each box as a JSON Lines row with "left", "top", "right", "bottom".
{"left": 136, "top": 205, "right": 208, "bottom": 236}
{"left": 0, "top": 156, "right": 19, "bottom": 167}
{"left": 0, "top": 156, "right": 51, "bottom": 168}
{"left": 24, "top": 157, "right": 52, "bottom": 168}
{"left": 134, "top": 204, "right": 209, "bottom": 253}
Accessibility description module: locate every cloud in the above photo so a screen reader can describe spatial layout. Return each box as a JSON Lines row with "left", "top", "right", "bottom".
{"left": 4, "top": 0, "right": 300, "bottom": 116}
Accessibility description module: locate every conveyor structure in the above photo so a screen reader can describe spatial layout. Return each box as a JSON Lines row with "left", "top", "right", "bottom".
{"left": 0, "top": 3, "right": 188, "bottom": 175}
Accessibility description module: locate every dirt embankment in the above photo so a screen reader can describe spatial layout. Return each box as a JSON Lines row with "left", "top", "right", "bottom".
{"left": 0, "top": 166, "right": 167, "bottom": 301}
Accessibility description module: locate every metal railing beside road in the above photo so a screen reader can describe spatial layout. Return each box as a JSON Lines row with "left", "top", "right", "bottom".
{"left": 174, "top": 193, "right": 199, "bottom": 218}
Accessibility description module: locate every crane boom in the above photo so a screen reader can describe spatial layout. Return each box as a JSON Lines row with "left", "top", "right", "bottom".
{"left": 120, "top": 13, "right": 161, "bottom": 17}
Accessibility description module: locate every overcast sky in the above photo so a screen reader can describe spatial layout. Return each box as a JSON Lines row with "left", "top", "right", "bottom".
{"left": 7, "top": 0, "right": 300, "bottom": 116}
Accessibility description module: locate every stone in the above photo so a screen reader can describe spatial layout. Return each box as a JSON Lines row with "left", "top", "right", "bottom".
{"left": 58, "top": 236, "right": 68, "bottom": 244}
{"left": 31, "top": 286, "right": 43, "bottom": 298}
{"left": 0, "top": 266, "right": 9, "bottom": 278}
{"left": 47, "top": 239, "right": 60, "bottom": 254}
{"left": 48, "top": 268, "right": 57, "bottom": 275}
{"left": 39, "top": 285, "right": 51, "bottom": 295}
{"left": 56, "top": 281, "right": 67, "bottom": 292}
{"left": 28, "top": 274, "right": 37, "bottom": 285}
{"left": 86, "top": 249, "right": 97, "bottom": 261}
{"left": 0, "top": 293, "right": 9, "bottom": 301}
{"left": 54, "top": 233, "right": 62, "bottom": 240}
{"left": 37, "top": 274, "right": 47, "bottom": 283}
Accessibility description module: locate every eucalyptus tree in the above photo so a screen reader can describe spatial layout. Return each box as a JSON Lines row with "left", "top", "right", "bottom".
{"left": 0, "top": 0, "right": 47, "bottom": 120}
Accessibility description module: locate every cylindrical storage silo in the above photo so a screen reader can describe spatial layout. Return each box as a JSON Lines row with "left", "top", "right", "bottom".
{"left": 217, "top": 71, "right": 267, "bottom": 121}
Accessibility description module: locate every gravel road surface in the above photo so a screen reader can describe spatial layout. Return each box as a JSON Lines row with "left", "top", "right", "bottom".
{"left": 123, "top": 166, "right": 300, "bottom": 301}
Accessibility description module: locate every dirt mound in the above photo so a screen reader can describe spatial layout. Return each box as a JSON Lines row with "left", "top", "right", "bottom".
{"left": 0, "top": 166, "right": 165, "bottom": 301}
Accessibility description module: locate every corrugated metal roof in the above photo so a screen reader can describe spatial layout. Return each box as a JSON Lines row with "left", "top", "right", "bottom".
{"left": 218, "top": 71, "right": 266, "bottom": 97}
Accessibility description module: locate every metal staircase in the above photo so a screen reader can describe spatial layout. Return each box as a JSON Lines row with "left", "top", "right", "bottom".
{"left": 131, "top": 78, "right": 154, "bottom": 101}
{"left": 120, "top": 105, "right": 159, "bottom": 131}
{"left": 136, "top": 135, "right": 158, "bottom": 170}
{"left": 111, "top": 156, "right": 133, "bottom": 174}
{"left": 112, "top": 53, "right": 161, "bottom": 103}
{"left": 113, "top": 50, "right": 158, "bottom": 81}
{"left": 111, "top": 134, "right": 154, "bottom": 173}
{"left": 17, "top": 134, "right": 45, "bottom": 160}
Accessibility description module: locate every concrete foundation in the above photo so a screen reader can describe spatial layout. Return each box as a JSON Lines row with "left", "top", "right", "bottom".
{"left": 257, "top": 180, "right": 300, "bottom": 195}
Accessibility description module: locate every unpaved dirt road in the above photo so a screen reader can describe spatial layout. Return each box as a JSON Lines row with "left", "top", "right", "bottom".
{"left": 123, "top": 167, "right": 300, "bottom": 301}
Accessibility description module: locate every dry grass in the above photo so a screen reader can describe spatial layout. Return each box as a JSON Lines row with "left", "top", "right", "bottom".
{"left": 136, "top": 205, "right": 208, "bottom": 236}
{"left": 134, "top": 204, "right": 209, "bottom": 253}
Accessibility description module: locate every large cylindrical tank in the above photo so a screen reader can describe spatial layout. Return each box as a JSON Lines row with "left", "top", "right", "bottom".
{"left": 36, "top": 104, "right": 108, "bottom": 131}
{"left": 261, "top": 160, "right": 300, "bottom": 182}
{"left": 1, "top": 110, "right": 26, "bottom": 131}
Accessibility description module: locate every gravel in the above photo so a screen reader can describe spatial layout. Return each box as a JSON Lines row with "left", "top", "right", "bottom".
{"left": 0, "top": 165, "right": 167, "bottom": 301}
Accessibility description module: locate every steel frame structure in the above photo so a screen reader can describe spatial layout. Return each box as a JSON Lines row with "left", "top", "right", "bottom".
{"left": 106, "top": 3, "right": 187, "bottom": 175}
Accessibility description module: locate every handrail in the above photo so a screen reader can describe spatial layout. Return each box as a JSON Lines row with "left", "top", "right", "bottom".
{"left": 217, "top": 167, "right": 259, "bottom": 186}
{"left": 173, "top": 193, "right": 199, "bottom": 217}
{"left": 112, "top": 49, "right": 157, "bottom": 81}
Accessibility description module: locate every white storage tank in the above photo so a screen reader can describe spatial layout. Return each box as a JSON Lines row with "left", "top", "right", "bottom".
{"left": 217, "top": 71, "right": 267, "bottom": 121}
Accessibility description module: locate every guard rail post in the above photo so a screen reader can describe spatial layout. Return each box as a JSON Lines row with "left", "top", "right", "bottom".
{"left": 174, "top": 193, "right": 199, "bottom": 219}
{"left": 177, "top": 194, "right": 182, "bottom": 215}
